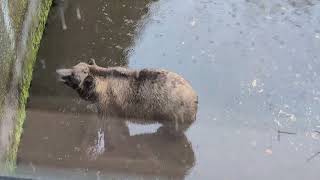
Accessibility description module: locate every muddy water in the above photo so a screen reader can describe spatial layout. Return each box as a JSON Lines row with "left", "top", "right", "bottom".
{"left": 16, "top": 0, "right": 320, "bottom": 179}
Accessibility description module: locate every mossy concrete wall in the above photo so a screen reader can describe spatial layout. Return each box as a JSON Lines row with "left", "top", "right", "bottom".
{"left": 0, "top": 0, "right": 52, "bottom": 170}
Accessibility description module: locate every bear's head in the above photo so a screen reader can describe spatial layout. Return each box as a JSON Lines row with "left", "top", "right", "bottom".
{"left": 56, "top": 60, "right": 97, "bottom": 101}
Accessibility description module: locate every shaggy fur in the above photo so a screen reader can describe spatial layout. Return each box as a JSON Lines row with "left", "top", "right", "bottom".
{"left": 56, "top": 60, "right": 198, "bottom": 132}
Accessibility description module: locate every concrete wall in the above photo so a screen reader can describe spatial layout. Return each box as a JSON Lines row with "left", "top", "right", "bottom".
{"left": 0, "top": 0, "right": 52, "bottom": 170}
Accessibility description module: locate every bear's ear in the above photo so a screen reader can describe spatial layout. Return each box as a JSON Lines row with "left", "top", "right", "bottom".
{"left": 88, "top": 59, "right": 97, "bottom": 66}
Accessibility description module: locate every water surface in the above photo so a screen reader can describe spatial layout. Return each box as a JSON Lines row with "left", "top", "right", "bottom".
{"left": 17, "top": 0, "right": 320, "bottom": 179}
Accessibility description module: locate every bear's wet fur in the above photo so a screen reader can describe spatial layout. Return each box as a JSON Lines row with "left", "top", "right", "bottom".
{"left": 56, "top": 60, "right": 198, "bottom": 132}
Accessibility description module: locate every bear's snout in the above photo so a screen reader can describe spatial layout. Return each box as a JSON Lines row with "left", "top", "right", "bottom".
{"left": 56, "top": 69, "right": 72, "bottom": 82}
{"left": 56, "top": 68, "right": 81, "bottom": 89}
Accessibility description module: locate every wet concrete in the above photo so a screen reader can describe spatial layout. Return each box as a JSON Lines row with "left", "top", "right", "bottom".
{"left": 15, "top": 0, "right": 320, "bottom": 179}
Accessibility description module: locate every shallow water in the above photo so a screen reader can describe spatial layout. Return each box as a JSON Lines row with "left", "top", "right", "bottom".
{"left": 16, "top": 0, "right": 320, "bottom": 179}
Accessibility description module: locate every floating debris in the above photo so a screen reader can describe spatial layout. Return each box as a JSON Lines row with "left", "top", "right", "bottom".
{"left": 42, "top": 136, "right": 49, "bottom": 140}
{"left": 104, "top": 15, "right": 113, "bottom": 23}
{"left": 124, "top": 18, "right": 134, "bottom": 25}
{"left": 278, "top": 130, "right": 296, "bottom": 135}
{"left": 30, "top": 162, "right": 36, "bottom": 173}
{"left": 76, "top": 7, "right": 81, "bottom": 20}
{"left": 251, "top": 79, "right": 257, "bottom": 87}
{"left": 274, "top": 118, "right": 282, "bottom": 127}
{"left": 277, "top": 130, "right": 297, "bottom": 141}
{"left": 307, "top": 151, "right": 320, "bottom": 162}
{"left": 96, "top": 171, "right": 101, "bottom": 180}
{"left": 250, "top": 141, "right": 257, "bottom": 147}
{"left": 278, "top": 110, "right": 296, "bottom": 121}
{"left": 311, "top": 131, "right": 320, "bottom": 140}
{"left": 40, "top": 59, "right": 46, "bottom": 69}
{"left": 58, "top": 5, "right": 67, "bottom": 30}
{"left": 265, "top": 148, "right": 273, "bottom": 155}
{"left": 190, "top": 18, "right": 196, "bottom": 27}
{"left": 74, "top": 146, "right": 81, "bottom": 152}
{"left": 126, "top": 32, "right": 134, "bottom": 37}
{"left": 115, "top": 45, "right": 123, "bottom": 50}
{"left": 265, "top": 15, "right": 273, "bottom": 20}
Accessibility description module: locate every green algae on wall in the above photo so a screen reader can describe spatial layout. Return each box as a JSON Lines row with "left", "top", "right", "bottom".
{"left": 8, "top": 0, "right": 28, "bottom": 34}
{"left": 4, "top": 0, "right": 53, "bottom": 170}
{"left": 0, "top": 52, "right": 13, "bottom": 116}
{"left": 0, "top": 0, "right": 28, "bottom": 117}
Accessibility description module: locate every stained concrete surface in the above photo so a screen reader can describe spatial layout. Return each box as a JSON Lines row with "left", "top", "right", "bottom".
{"left": 0, "top": 0, "right": 52, "bottom": 169}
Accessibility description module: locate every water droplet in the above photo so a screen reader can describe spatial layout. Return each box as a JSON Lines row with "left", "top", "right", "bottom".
{"left": 190, "top": 18, "right": 196, "bottom": 27}
{"left": 251, "top": 79, "right": 257, "bottom": 87}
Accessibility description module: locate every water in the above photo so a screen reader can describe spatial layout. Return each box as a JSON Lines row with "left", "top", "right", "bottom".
{"left": 15, "top": 0, "right": 320, "bottom": 179}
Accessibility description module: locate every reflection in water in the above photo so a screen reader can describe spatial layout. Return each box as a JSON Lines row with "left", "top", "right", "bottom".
{"left": 18, "top": 110, "right": 194, "bottom": 179}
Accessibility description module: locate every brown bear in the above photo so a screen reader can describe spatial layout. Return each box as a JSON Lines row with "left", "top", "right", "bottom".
{"left": 56, "top": 60, "right": 198, "bottom": 132}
